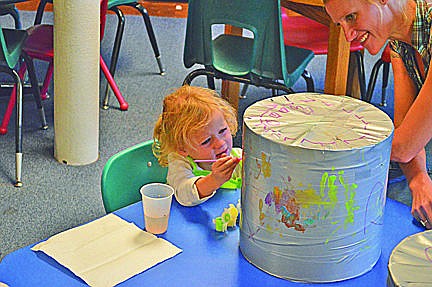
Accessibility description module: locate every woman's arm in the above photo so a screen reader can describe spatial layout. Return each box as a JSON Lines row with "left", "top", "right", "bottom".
{"left": 391, "top": 52, "right": 432, "bottom": 163}
{"left": 398, "top": 149, "right": 432, "bottom": 229}
{"left": 391, "top": 50, "right": 432, "bottom": 228}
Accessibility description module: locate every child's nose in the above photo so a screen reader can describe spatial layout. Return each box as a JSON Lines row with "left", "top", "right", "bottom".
{"left": 213, "top": 137, "right": 226, "bottom": 149}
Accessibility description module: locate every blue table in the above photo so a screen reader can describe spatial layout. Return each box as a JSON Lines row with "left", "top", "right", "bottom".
{"left": 0, "top": 190, "right": 423, "bottom": 286}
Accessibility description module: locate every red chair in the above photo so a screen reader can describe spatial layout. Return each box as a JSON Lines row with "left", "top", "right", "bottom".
{"left": 279, "top": 9, "right": 366, "bottom": 99}
{"left": 0, "top": 0, "right": 128, "bottom": 135}
{"left": 365, "top": 44, "right": 391, "bottom": 106}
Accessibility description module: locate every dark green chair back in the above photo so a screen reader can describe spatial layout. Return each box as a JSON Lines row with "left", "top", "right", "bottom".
{"left": 183, "top": 0, "right": 314, "bottom": 90}
{"left": 0, "top": 28, "right": 26, "bottom": 68}
{"left": 101, "top": 140, "right": 168, "bottom": 213}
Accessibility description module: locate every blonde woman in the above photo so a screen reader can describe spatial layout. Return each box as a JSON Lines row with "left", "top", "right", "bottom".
{"left": 153, "top": 85, "right": 242, "bottom": 207}
{"left": 325, "top": 0, "right": 432, "bottom": 228}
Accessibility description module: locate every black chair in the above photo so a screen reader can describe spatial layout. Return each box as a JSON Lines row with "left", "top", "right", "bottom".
{"left": 0, "top": 3, "right": 21, "bottom": 29}
{"left": 365, "top": 44, "right": 391, "bottom": 106}
{"left": 0, "top": 26, "right": 47, "bottom": 187}
{"left": 102, "top": 0, "right": 166, "bottom": 109}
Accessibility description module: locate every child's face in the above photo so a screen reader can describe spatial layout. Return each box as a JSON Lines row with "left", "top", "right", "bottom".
{"left": 180, "top": 110, "right": 233, "bottom": 160}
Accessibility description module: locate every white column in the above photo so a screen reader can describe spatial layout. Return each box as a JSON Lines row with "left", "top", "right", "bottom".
{"left": 53, "top": 0, "right": 100, "bottom": 165}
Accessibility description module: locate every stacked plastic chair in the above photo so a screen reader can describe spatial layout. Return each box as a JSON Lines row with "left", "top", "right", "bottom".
{"left": 34, "top": 0, "right": 165, "bottom": 110}
{"left": 0, "top": 1, "right": 129, "bottom": 185}
{"left": 102, "top": 0, "right": 165, "bottom": 109}
{"left": 273, "top": 8, "right": 366, "bottom": 99}
{"left": 0, "top": 0, "right": 127, "bottom": 143}
{"left": 27, "top": 0, "right": 128, "bottom": 111}
{"left": 183, "top": 0, "right": 315, "bottom": 97}
{"left": 0, "top": 26, "right": 48, "bottom": 187}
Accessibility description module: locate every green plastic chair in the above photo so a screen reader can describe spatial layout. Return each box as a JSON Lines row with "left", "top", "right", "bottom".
{"left": 101, "top": 140, "right": 168, "bottom": 213}
{"left": 0, "top": 27, "right": 47, "bottom": 187}
{"left": 182, "top": 0, "right": 315, "bottom": 94}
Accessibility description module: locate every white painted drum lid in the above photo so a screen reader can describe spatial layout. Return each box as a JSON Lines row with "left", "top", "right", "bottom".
{"left": 243, "top": 93, "right": 394, "bottom": 150}
{"left": 388, "top": 230, "right": 432, "bottom": 286}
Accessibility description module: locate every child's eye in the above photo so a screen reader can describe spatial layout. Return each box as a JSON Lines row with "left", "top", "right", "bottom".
{"left": 219, "top": 127, "right": 228, "bottom": 135}
{"left": 200, "top": 138, "right": 211, "bottom": 146}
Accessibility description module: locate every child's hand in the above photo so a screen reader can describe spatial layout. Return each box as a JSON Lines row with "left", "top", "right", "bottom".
{"left": 195, "top": 155, "right": 241, "bottom": 198}
{"left": 210, "top": 155, "right": 241, "bottom": 185}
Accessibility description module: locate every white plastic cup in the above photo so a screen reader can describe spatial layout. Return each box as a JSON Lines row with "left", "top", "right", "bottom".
{"left": 140, "top": 183, "right": 174, "bottom": 234}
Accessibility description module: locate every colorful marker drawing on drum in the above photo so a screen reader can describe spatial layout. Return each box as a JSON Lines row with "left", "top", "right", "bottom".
{"left": 254, "top": 152, "right": 271, "bottom": 179}
{"left": 240, "top": 94, "right": 393, "bottom": 281}
{"left": 253, "top": 156, "right": 359, "bottom": 242}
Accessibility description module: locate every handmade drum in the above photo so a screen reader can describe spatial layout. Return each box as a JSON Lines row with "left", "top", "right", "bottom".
{"left": 388, "top": 230, "right": 432, "bottom": 287}
{"left": 240, "top": 93, "right": 394, "bottom": 282}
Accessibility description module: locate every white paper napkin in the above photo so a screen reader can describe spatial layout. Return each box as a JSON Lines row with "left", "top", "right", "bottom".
{"left": 32, "top": 213, "right": 182, "bottom": 287}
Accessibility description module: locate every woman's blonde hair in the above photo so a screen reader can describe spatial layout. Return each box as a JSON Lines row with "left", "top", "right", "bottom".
{"left": 153, "top": 85, "right": 238, "bottom": 166}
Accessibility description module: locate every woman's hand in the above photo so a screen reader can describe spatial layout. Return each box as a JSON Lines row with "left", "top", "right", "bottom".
{"left": 409, "top": 172, "right": 432, "bottom": 229}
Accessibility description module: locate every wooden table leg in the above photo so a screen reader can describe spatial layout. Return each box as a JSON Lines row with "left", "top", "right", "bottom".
{"left": 324, "top": 23, "right": 350, "bottom": 95}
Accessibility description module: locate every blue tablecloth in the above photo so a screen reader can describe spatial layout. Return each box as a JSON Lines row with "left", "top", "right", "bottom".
{"left": 0, "top": 189, "right": 423, "bottom": 286}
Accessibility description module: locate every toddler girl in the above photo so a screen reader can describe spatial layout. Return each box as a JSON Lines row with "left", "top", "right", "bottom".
{"left": 153, "top": 85, "right": 242, "bottom": 206}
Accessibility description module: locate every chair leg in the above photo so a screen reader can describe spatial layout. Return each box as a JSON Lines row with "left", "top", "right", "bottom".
{"left": 206, "top": 75, "right": 215, "bottom": 90}
{"left": 100, "top": 56, "right": 128, "bottom": 111}
{"left": 0, "top": 63, "right": 27, "bottom": 135}
{"left": 381, "top": 62, "right": 390, "bottom": 106}
{"left": 40, "top": 62, "right": 53, "bottom": 100}
{"left": 350, "top": 51, "right": 367, "bottom": 101}
{"left": 10, "top": 6, "right": 22, "bottom": 29}
{"left": 365, "top": 59, "right": 384, "bottom": 103}
{"left": 34, "top": 0, "right": 50, "bottom": 25}
{"left": 182, "top": 69, "right": 215, "bottom": 86}
{"left": 301, "top": 70, "right": 315, "bottom": 92}
{"left": 13, "top": 69, "right": 23, "bottom": 187}
{"left": 240, "top": 84, "right": 249, "bottom": 98}
{"left": 0, "top": 66, "right": 24, "bottom": 186}
{"left": 103, "top": 7, "right": 125, "bottom": 110}
{"left": 22, "top": 53, "right": 48, "bottom": 130}
{"left": 0, "top": 92, "right": 14, "bottom": 135}
{"left": 133, "top": 2, "right": 165, "bottom": 75}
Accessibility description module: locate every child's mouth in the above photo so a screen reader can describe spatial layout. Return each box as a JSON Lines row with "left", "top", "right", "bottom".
{"left": 216, "top": 149, "right": 228, "bottom": 159}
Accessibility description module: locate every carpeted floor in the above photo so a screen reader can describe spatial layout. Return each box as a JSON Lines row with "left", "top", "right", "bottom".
{"left": 0, "top": 9, "right": 411, "bottom": 262}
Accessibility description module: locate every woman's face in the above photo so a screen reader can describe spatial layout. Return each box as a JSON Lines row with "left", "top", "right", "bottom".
{"left": 325, "top": 0, "right": 390, "bottom": 55}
